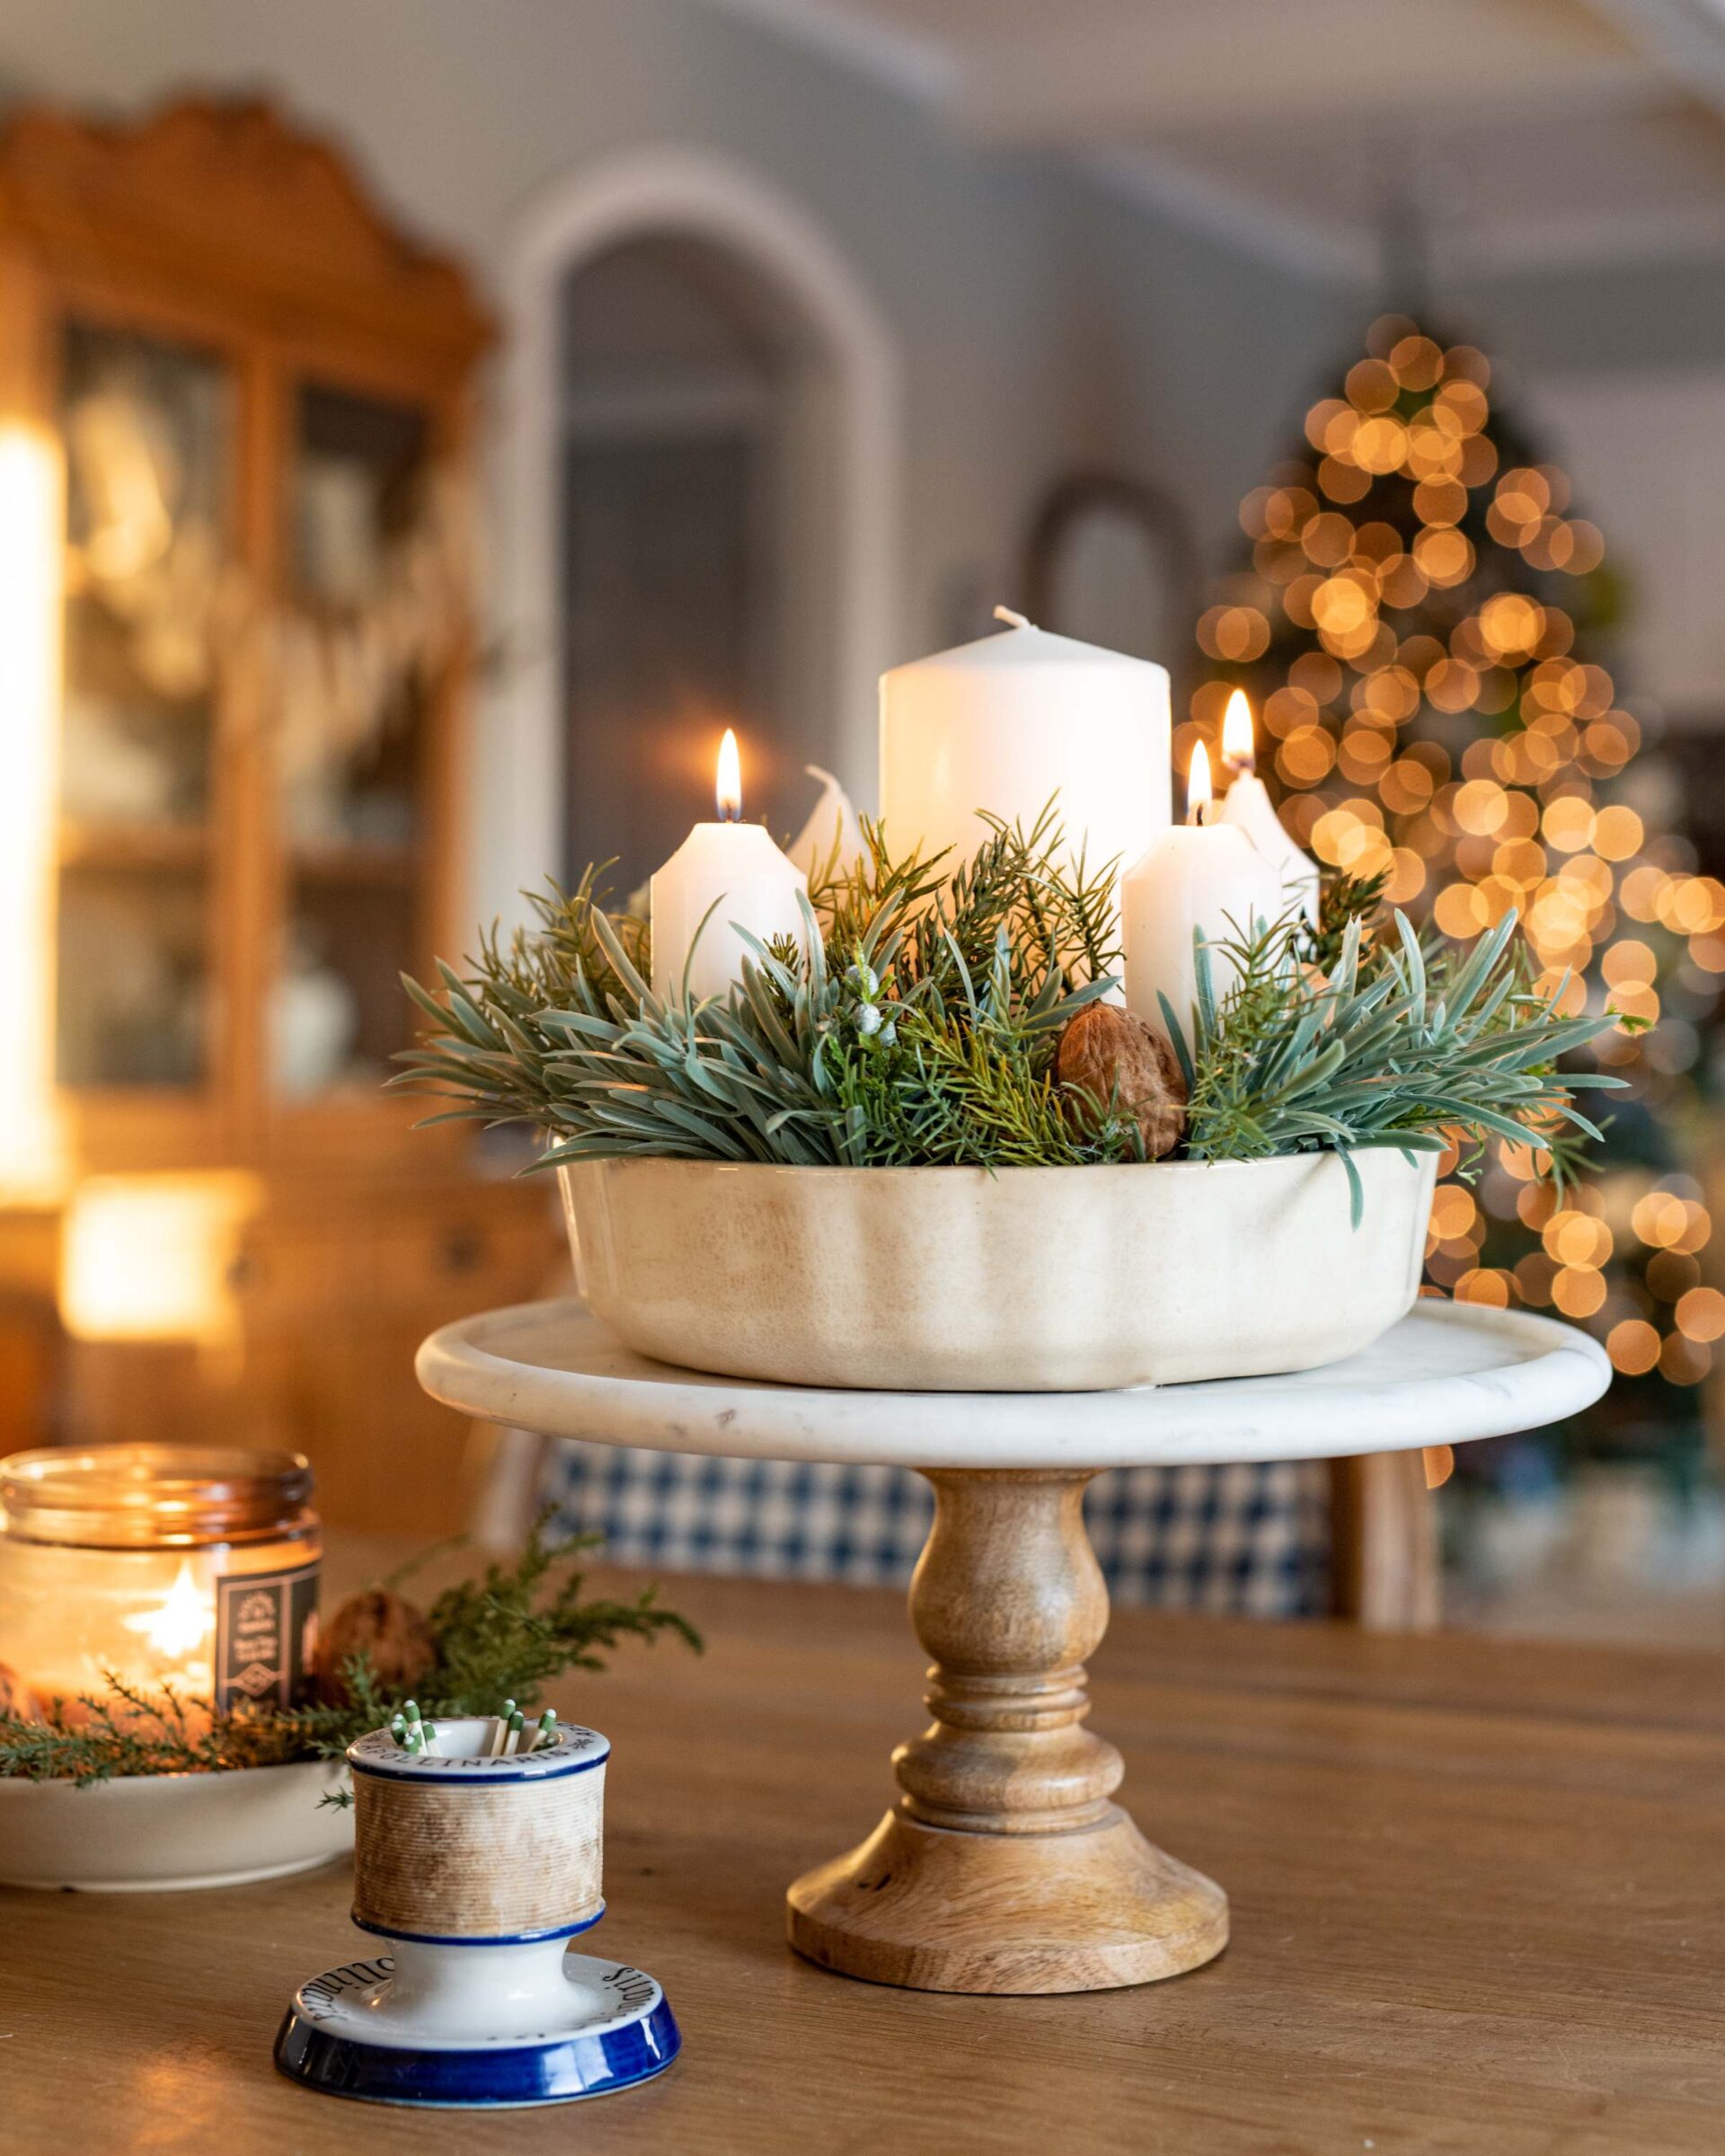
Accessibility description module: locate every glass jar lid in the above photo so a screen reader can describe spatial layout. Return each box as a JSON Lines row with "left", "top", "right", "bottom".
{"left": 0, "top": 1445, "right": 315, "bottom": 1549}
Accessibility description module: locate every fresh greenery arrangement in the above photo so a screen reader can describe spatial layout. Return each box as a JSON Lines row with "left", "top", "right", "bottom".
{"left": 395, "top": 808, "right": 1623, "bottom": 1197}
{"left": 0, "top": 1519, "right": 697, "bottom": 1789}
{"left": 1170, "top": 906, "right": 1618, "bottom": 1222}
{"left": 401, "top": 808, "right": 1137, "bottom": 1169}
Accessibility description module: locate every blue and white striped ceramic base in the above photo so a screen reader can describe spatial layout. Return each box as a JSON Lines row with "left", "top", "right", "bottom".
{"left": 274, "top": 1949, "right": 680, "bottom": 2108}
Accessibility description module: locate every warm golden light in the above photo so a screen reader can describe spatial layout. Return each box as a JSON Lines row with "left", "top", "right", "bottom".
{"left": 715, "top": 727, "right": 743, "bottom": 822}
{"left": 121, "top": 1560, "right": 216, "bottom": 1660}
{"left": 1186, "top": 738, "right": 1214, "bottom": 826}
{"left": 1219, "top": 310, "right": 1713, "bottom": 1392}
{"left": 1221, "top": 688, "right": 1255, "bottom": 774}
{"left": 0, "top": 423, "right": 66, "bottom": 1203}
{"left": 60, "top": 1172, "right": 261, "bottom": 1345}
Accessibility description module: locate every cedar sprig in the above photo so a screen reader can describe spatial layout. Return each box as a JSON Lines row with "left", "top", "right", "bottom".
{"left": 1304, "top": 865, "right": 1391, "bottom": 974}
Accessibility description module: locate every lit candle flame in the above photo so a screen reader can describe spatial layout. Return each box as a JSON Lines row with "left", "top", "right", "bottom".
{"left": 1221, "top": 688, "right": 1255, "bottom": 775}
{"left": 121, "top": 1560, "right": 216, "bottom": 1660}
{"left": 715, "top": 728, "right": 743, "bottom": 823}
{"left": 1186, "top": 738, "right": 1215, "bottom": 826}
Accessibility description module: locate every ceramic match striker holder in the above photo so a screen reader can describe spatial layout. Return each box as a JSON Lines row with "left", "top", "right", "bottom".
{"left": 274, "top": 1718, "right": 680, "bottom": 2108}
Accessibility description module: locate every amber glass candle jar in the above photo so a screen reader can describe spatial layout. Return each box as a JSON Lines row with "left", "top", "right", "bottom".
{"left": 0, "top": 1446, "right": 320, "bottom": 1717}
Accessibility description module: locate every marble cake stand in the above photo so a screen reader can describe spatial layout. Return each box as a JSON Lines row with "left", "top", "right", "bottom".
{"left": 418, "top": 1297, "right": 1609, "bottom": 1998}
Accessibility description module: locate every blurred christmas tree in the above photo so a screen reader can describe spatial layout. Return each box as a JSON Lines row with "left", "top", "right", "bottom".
{"left": 1196, "top": 312, "right": 1723, "bottom": 1489}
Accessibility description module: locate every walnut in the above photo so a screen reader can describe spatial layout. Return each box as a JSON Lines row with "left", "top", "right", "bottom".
{"left": 1056, "top": 1003, "right": 1188, "bottom": 1160}
{"left": 312, "top": 1586, "right": 438, "bottom": 1705}
{"left": 0, "top": 1661, "right": 40, "bottom": 1722}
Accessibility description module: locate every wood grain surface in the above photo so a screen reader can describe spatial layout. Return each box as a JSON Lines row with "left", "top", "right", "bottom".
{"left": 4, "top": 1546, "right": 1725, "bottom": 2154}
{"left": 787, "top": 1470, "right": 1228, "bottom": 1992}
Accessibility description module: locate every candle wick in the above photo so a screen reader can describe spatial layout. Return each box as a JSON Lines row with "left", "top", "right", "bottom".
{"left": 992, "top": 605, "right": 1034, "bottom": 632}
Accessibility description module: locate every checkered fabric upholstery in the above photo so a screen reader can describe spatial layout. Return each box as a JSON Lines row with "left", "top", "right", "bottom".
{"left": 538, "top": 1446, "right": 1330, "bottom": 1618}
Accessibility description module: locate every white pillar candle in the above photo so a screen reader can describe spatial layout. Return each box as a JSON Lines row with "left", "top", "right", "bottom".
{"left": 649, "top": 729, "right": 808, "bottom": 1003}
{"left": 879, "top": 608, "right": 1171, "bottom": 888}
{"left": 1217, "top": 689, "right": 1320, "bottom": 925}
{"left": 1122, "top": 742, "right": 1282, "bottom": 1055}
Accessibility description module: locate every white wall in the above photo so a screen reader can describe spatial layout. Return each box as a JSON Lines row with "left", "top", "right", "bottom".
{"left": 1452, "top": 254, "right": 1725, "bottom": 725}
{"left": 1534, "top": 370, "right": 1725, "bottom": 724}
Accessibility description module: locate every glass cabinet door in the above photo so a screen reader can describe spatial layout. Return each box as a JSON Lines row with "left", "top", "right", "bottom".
{"left": 56, "top": 322, "right": 229, "bottom": 1090}
{"left": 272, "top": 383, "right": 435, "bottom": 1099}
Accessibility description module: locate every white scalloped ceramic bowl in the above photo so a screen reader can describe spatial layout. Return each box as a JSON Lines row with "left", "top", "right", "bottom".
{"left": 0, "top": 1756, "right": 351, "bottom": 1891}
{"left": 558, "top": 1152, "right": 1438, "bottom": 1392}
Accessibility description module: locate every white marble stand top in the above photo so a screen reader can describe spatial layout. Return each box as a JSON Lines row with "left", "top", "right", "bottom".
{"left": 417, "top": 1299, "right": 1610, "bottom": 1471}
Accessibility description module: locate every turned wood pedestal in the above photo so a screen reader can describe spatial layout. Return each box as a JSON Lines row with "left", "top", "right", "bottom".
{"left": 786, "top": 1470, "right": 1227, "bottom": 1993}
{"left": 418, "top": 1298, "right": 1611, "bottom": 1998}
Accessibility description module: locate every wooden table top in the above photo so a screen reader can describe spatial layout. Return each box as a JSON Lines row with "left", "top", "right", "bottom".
{"left": 6, "top": 1555, "right": 1725, "bottom": 2154}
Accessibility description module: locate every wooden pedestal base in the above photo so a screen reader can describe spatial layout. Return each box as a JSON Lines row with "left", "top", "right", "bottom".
{"left": 788, "top": 1804, "right": 1226, "bottom": 1995}
{"left": 785, "top": 1470, "right": 1229, "bottom": 1995}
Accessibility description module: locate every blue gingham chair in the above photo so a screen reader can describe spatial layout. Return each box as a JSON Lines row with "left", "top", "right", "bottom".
{"left": 536, "top": 1448, "right": 1331, "bottom": 1618}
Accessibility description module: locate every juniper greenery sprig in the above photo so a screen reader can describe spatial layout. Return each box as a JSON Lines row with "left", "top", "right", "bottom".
{"left": 378, "top": 1523, "right": 699, "bottom": 1719}
{"left": 0, "top": 1674, "right": 309, "bottom": 1786}
{"left": 1163, "top": 906, "right": 1623, "bottom": 1223}
{"left": 0, "top": 1518, "right": 697, "bottom": 1788}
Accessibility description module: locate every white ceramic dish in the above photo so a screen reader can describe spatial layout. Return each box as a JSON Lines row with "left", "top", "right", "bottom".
{"left": 558, "top": 1150, "right": 1439, "bottom": 1392}
{"left": 0, "top": 1755, "right": 351, "bottom": 1891}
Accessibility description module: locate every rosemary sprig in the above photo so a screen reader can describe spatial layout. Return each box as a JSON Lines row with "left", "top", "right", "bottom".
{"left": 1164, "top": 907, "right": 1623, "bottom": 1223}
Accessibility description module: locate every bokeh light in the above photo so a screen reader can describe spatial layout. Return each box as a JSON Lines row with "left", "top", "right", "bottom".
{"left": 1204, "top": 310, "right": 1721, "bottom": 1432}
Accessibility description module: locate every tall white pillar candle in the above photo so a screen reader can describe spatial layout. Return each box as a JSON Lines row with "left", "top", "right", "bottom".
{"left": 649, "top": 729, "right": 808, "bottom": 1004}
{"left": 1122, "top": 742, "right": 1282, "bottom": 1055}
{"left": 1217, "top": 689, "right": 1320, "bottom": 925}
{"left": 879, "top": 609, "right": 1171, "bottom": 886}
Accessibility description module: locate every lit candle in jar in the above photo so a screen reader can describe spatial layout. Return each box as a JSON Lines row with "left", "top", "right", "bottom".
{"left": 0, "top": 1446, "right": 322, "bottom": 1725}
{"left": 1121, "top": 741, "right": 1282, "bottom": 1054}
{"left": 649, "top": 729, "right": 809, "bottom": 1003}
{"left": 121, "top": 1557, "right": 217, "bottom": 1674}
{"left": 1217, "top": 689, "right": 1320, "bottom": 924}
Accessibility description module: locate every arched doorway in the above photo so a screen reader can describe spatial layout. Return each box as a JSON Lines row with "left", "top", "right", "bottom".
{"left": 558, "top": 232, "right": 821, "bottom": 895}
{"left": 491, "top": 147, "right": 898, "bottom": 923}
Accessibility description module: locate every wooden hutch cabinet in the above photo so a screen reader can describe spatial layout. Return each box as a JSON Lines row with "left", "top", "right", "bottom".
{"left": 0, "top": 100, "right": 560, "bottom": 1531}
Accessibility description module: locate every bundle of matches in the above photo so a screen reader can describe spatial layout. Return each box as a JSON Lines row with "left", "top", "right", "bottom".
{"left": 390, "top": 1701, "right": 438, "bottom": 1756}
{"left": 486, "top": 1700, "right": 558, "bottom": 1757}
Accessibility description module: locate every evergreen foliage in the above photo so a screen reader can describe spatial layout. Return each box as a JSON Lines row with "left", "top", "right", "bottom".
{"left": 0, "top": 1518, "right": 697, "bottom": 1787}
{"left": 395, "top": 812, "right": 1618, "bottom": 1188}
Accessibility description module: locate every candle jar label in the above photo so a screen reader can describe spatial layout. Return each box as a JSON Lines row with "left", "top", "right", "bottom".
{"left": 215, "top": 1559, "right": 321, "bottom": 1711}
